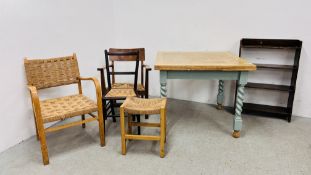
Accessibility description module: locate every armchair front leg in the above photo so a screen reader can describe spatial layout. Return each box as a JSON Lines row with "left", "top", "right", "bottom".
{"left": 79, "top": 77, "right": 105, "bottom": 146}
{"left": 28, "top": 86, "right": 49, "bottom": 165}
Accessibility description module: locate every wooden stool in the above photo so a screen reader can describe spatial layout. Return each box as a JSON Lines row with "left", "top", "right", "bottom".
{"left": 120, "top": 97, "right": 167, "bottom": 158}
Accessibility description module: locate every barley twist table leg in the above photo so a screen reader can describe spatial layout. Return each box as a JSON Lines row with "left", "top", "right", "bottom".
{"left": 160, "top": 71, "right": 168, "bottom": 98}
{"left": 232, "top": 84, "right": 245, "bottom": 138}
{"left": 160, "top": 83, "right": 167, "bottom": 97}
{"left": 217, "top": 80, "right": 224, "bottom": 110}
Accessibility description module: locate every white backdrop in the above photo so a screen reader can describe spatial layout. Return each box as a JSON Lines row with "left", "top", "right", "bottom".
{"left": 0, "top": 0, "right": 114, "bottom": 153}
{"left": 112, "top": 0, "right": 311, "bottom": 117}
{"left": 0, "top": 0, "right": 310, "bottom": 153}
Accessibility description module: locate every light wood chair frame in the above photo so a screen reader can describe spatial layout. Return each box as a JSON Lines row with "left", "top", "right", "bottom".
{"left": 120, "top": 99, "right": 167, "bottom": 158}
{"left": 25, "top": 53, "right": 105, "bottom": 165}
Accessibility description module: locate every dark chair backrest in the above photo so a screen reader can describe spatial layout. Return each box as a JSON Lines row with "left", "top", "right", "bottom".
{"left": 104, "top": 49, "right": 140, "bottom": 93}
{"left": 24, "top": 53, "right": 80, "bottom": 89}
{"left": 109, "top": 48, "right": 145, "bottom": 85}
{"left": 109, "top": 48, "right": 145, "bottom": 61}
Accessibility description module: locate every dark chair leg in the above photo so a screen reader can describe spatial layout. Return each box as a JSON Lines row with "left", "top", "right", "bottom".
{"left": 103, "top": 99, "right": 107, "bottom": 120}
{"left": 110, "top": 100, "right": 116, "bottom": 122}
{"left": 144, "top": 94, "right": 149, "bottom": 120}
{"left": 287, "top": 115, "right": 291, "bottom": 123}
{"left": 81, "top": 114, "right": 86, "bottom": 128}
{"left": 137, "top": 115, "right": 141, "bottom": 135}
{"left": 102, "top": 99, "right": 107, "bottom": 133}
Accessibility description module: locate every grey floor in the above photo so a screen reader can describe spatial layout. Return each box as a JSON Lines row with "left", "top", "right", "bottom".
{"left": 0, "top": 99, "right": 311, "bottom": 175}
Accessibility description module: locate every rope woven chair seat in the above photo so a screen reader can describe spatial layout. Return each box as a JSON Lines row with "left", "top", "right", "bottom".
{"left": 105, "top": 89, "right": 137, "bottom": 98}
{"left": 121, "top": 97, "right": 167, "bottom": 115}
{"left": 40, "top": 94, "right": 98, "bottom": 123}
{"left": 112, "top": 83, "right": 145, "bottom": 91}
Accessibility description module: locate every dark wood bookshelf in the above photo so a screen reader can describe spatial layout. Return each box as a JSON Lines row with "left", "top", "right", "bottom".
{"left": 245, "top": 82, "right": 294, "bottom": 92}
{"left": 255, "top": 64, "right": 297, "bottom": 70}
{"left": 243, "top": 103, "right": 290, "bottom": 118}
{"left": 235, "top": 38, "right": 302, "bottom": 122}
{"left": 241, "top": 45, "right": 300, "bottom": 49}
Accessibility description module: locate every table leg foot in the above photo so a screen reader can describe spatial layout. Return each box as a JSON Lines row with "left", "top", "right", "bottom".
{"left": 232, "top": 130, "right": 240, "bottom": 138}
{"left": 216, "top": 104, "right": 224, "bottom": 110}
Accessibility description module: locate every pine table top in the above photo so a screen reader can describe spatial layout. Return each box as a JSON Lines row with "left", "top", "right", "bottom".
{"left": 155, "top": 51, "right": 256, "bottom": 71}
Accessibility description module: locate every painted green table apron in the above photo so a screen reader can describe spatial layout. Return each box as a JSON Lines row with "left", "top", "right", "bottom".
{"left": 154, "top": 51, "right": 256, "bottom": 138}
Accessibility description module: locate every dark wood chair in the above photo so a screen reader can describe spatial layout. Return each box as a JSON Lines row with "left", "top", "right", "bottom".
{"left": 109, "top": 48, "right": 151, "bottom": 101}
{"left": 98, "top": 50, "right": 142, "bottom": 133}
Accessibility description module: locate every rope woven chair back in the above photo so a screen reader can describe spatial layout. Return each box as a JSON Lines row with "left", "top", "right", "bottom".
{"left": 24, "top": 53, "right": 80, "bottom": 89}
{"left": 109, "top": 48, "right": 145, "bottom": 61}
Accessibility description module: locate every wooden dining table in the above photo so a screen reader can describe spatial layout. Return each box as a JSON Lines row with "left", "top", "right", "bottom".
{"left": 154, "top": 51, "right": 256, "bottom": 138}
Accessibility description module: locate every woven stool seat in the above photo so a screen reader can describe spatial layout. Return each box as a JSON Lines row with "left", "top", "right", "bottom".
{"left": 112, "top": 83, "right": 145, "bottom": 92}
{"left": 122, "top": 97, "right": 167, "bottom": 115}
{"left": 40, "top": 94, "right": 98, "bottom": 123}
{"left": 105, "top": 88, "right": 136, "bottom": 98}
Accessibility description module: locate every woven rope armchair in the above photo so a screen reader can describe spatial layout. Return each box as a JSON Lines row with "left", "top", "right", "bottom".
{"left": 24, "top": 53, "right": 105, "bottom": 165}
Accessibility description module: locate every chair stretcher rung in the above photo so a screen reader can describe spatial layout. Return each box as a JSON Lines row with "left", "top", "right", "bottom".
{"left": 88, "top": 113, "right": 97, "bottom": 118}
{"left": 130, "top": 122, "right": 160, "bottom": 127}
{"left": 45, "top": 117, "right": 97, "bottom": 133}
{"left": 125, "top": 134, "right": 160, "bottom": 141}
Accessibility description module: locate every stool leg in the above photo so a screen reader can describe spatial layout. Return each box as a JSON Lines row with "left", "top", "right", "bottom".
{"left": 128, "top": 115, "right": 132, "bottom": 134}
{"left": 120, "top": 107, "right": 126, "bottom": 155}
{"left": 160, "top": 108, "right": 166, "bottom": 158}
{"left": 145, "top": 94, "right": 149, "bottom": 120}
{"left": 103, "top": 99, "right": 107, "bottom": 120}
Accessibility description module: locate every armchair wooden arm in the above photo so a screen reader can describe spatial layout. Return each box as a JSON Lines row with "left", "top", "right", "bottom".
{"left": 78, "top": 77, "right": 103, "bottom": 107}
{"left": 28, "top": 85, "right": 43, "bottom": 122}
